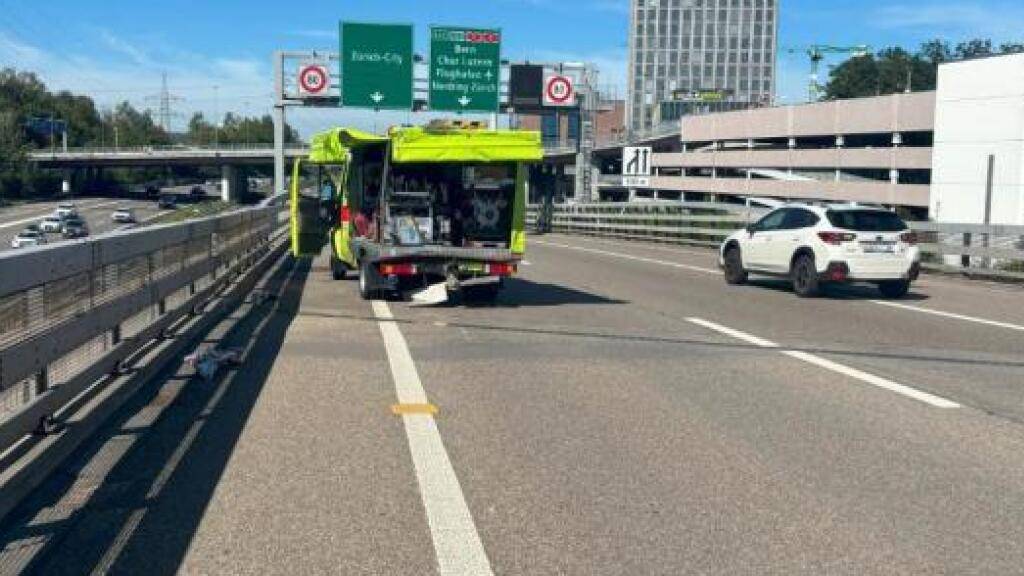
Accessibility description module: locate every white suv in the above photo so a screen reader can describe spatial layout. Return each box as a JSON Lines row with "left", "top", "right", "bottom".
{"left": 720, "top": 204, "right": 921, "bottom": 298}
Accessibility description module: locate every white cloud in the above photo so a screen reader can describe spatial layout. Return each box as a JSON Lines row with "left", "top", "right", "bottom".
{"left": 0, "top": 30, "right": 272, "bottom": 131}
{"left": 96, "top": 29, "right": 151, "bottom": 67}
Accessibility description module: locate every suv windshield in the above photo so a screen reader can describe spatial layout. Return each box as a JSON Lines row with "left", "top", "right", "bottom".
{"left": 826, "top": 210, "right": 907, "bottom": 232}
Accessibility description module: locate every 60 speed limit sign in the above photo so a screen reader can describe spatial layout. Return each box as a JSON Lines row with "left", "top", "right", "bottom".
{"left": 543, "top": 74, "right": 575, "bottom": 107}
{"left": 298, "top": 63, "right": 330, "bottom": 97}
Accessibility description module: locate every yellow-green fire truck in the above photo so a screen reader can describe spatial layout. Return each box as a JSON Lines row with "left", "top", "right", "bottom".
{"left": 291, "top": 121, "right": 542, "bottom": 302}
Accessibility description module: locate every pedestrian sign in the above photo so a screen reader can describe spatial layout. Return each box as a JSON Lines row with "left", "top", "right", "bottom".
{"left": 340, "top": 21, "right": 414, "bottom": 110}
{"left": 429, "top": 26, "right": 501, "bottom": 113}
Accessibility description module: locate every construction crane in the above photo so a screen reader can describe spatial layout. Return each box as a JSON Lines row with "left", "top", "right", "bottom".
{"left": 787, "top": 45, "right": 871, "bottom": 102}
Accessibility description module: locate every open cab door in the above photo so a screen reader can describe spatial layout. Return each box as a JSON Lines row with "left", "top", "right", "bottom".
{"left": 290, "top": 158, "right": 329, "bottom": 257}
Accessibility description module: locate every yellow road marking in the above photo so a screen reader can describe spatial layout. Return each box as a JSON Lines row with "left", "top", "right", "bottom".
{"left": 391, "top": 403, "right": 439, "bottom": 416}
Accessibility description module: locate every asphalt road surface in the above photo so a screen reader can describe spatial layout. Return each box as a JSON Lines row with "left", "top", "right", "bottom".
{"left": 2, "top": 233, "right": 1024, "bottom": 574}
{"left": 0, "top": 189, "right": 215, "bottom": 253}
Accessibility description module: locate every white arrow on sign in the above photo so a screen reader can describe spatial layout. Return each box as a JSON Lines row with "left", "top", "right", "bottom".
{"left": 370, "top": 91, "right": 384, "bottom": 104}
{"left": 458, "top": 95, "right": 472, "bottom": 107}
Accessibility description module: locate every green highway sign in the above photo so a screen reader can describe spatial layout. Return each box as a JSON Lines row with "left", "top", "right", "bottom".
{"left": 340, "top": 22, "right": 413, "bottom": 110}
{"left": 429, "top": 26, "right": 501, "bottom": 113}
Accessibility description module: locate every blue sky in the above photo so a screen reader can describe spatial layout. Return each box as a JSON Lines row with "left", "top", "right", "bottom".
{"left": 2, "top": 0, "right": 1023, "bottom": 135}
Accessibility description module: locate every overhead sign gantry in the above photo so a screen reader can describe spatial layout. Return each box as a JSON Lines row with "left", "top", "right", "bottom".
{"left": 272, "top": 21, "right": 596, "bottom": 200}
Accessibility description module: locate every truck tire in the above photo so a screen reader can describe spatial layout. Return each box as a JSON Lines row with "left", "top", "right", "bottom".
{"left": 330, "top": 254, "right": 347, "bottom": 281}
{"left": 878, "top": 279, "right": 910, "bottom": 299}
{"left": 723, "top": 246, "right": 748, "bottom": 285}
{"left": 358, "top": 261, "right": 377, "bottom": 300}
{"left": 791, "top": 254, "right": 821, "bottom": 298}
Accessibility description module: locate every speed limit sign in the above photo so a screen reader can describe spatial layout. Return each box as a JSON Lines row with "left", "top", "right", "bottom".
{"left": 298, "top": 63, "right": 330, "bottom": 97}
{"left": 543, "top": 74, "right": 575, "bottom": 107}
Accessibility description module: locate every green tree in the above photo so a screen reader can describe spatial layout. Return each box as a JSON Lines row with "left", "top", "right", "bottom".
{"left": 824, "top": 38, "right": 1024, "bottom": 100}
{"left": 954, "top": 39, "right": 993, "bottom": 60}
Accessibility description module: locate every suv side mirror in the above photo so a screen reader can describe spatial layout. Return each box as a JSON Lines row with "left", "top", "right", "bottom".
{"left": 745, "top": 224, "right": 756, "bottom": 235}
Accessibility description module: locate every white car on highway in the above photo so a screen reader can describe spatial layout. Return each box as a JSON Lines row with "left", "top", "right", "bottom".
{"left": 40, "top": 216, "right": 64, "bottom": 233}
{"left": 10, "top": 229, "right": 48, "bottom": 249}
{"left": 112, "top": 207, "right": 136, "bottom": 224}
{"left": 55, "top": 203, "right": 77, "bottom": 219}
{"left": 720, "top": 204, "right": 921, "bottom": 298}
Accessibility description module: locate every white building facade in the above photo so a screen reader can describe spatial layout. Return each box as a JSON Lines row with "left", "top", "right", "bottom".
{"left": 930, "top": 53, "right": 1024, "bottom": 225}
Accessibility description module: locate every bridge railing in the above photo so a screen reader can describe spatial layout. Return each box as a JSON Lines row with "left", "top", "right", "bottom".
{"left": 0, "top": 205, "right": 286, "bottom": 453}
{"left": 526, "top": 203, "right": 1024, "bottom": 279}
{"left": 28, "top": 144, "right": 310, "bottom": 158}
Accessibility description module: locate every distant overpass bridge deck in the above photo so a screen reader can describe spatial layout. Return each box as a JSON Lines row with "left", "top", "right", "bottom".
{"left": 27, "top": 122, "right": 684, "bottom": 169}
{"left": 28, "top": 144, "right": 311, "bottom": 168}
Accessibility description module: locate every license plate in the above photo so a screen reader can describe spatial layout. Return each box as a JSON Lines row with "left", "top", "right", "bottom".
{"left": 862, "top": 242, "right": 895, "bottom": 254}
{"left": 460, "top": 262, "right": 485, "bottom": 273}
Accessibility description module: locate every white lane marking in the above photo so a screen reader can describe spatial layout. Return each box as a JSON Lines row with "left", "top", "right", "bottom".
{"left": 686, "top": 317, "right": 779, "bottom": 348}
{"left": 686, "top": 317, "right": 961, "bottom": 409}
{"left": 371, "top": 301, "right": 494, "bottom": 576}
{"left": 871, "top": 300, "right": 1024, "bottom": 333}
{"left": 532, "top": 239, "right": 719, "bottom": 275}
{"left": 0, "top": 199, "right": 121, "bottom": 230}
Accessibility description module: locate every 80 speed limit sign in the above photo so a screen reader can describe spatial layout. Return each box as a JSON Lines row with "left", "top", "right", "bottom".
{"left": 543, "top": 74, "right": 575, "bottom": 107}
{"left": 298, "top": 63, "right": 330, "bottom": 97}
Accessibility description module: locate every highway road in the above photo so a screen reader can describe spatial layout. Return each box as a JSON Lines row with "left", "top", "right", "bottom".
{"left": 0, "top": 187, "right": 217, "bottom": 253}
{"left": 2, "top": 233, "right": 1024, "bottom": 574}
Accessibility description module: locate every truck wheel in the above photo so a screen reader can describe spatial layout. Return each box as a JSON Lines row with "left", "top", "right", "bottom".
{"left": 878, "top": 280, "right": 910, "bottom": 299}
{"left": 723, "top": 247, "right": 748, "bottom": 285}
{"left": 791, "top": 254, "right": 820, "bottom": 298}
{"left": 358, "top": 261, "right": 376, "bottom": 300}
{"left": 330, "top": 255, "right": 347, "bottom": 281}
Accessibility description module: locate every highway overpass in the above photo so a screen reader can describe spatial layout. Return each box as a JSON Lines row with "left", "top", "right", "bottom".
{"left": 27, "top": 145, "right": 311, "bottom": 168}
{"left": 0, "top": 201, "right": 1023, "bottom": 574}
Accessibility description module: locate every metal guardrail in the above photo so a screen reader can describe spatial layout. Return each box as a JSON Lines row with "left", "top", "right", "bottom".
{"left": 528, "top": 202, "right": 760, "bottom": 248}
{"left": 0, "top": 205, "right": 285, "bottom": 452}
{"left": 30, "top": 143, "right": 309, "bottom": 155}
{"left": 526, "top": 203, "right": 1024, "bottom": 278}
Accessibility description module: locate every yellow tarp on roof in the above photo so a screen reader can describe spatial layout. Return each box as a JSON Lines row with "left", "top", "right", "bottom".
{"left": 389, "top": 127, "right": 543, "bottom": 164}
{"left": 308, "top": 127, "right": 387, "bottom": 163}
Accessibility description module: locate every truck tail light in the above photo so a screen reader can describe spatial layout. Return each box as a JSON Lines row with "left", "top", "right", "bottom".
{"left": 486, "top": 262, "right": 517, "bottom": 276}
{"left": 339, "top": 205, "right": 350, "bottom": 223}
{"left": 900, "top": 231, "right": 917, "bottom": 245}
{"left": 378, "top": 263, "right": 418, "bottom": 276}
{"left": 818, "top": 231, "right": 857, "bottom": 245}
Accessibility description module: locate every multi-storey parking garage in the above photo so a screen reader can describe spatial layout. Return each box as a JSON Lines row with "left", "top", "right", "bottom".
{"left": 609, "top": 91, "right": 935, "bottom": 218}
